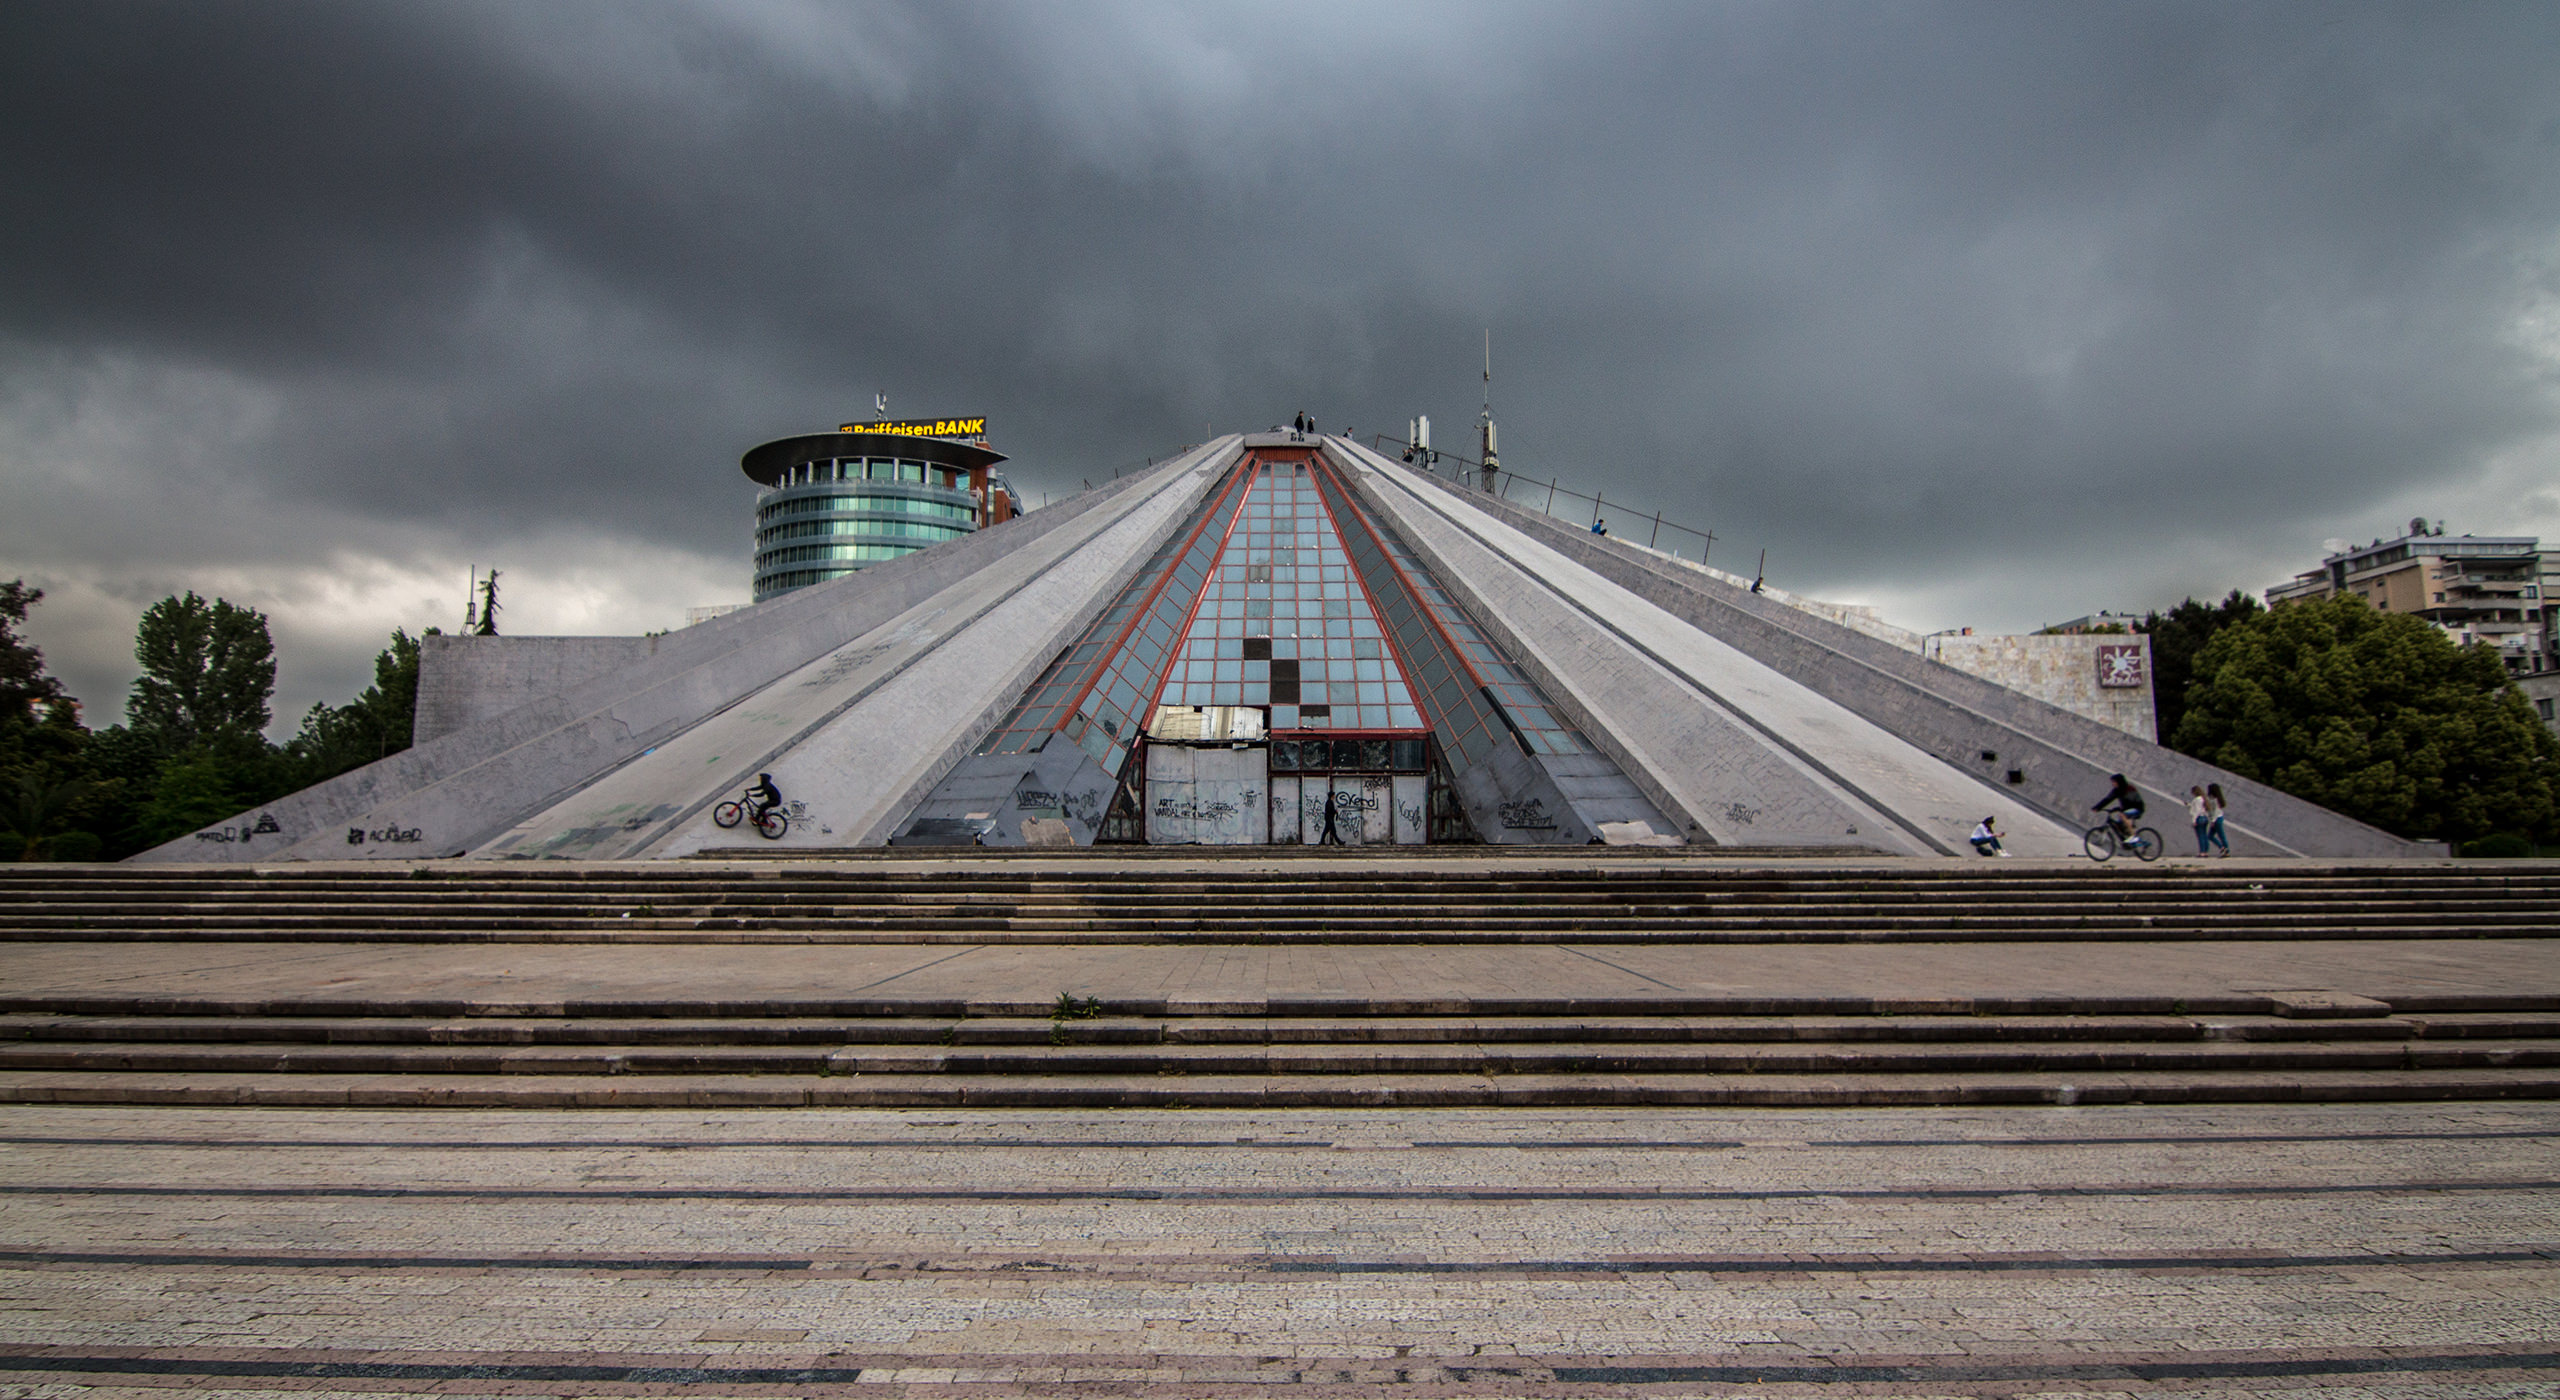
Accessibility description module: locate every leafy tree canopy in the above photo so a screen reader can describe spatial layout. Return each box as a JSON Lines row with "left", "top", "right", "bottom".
{"left": 0, "top": 580, "right": 68, "bottom": 729}
{"left": 286, "top": 629, "right": 422, "bottom": 784}
{"left": 2173, "top": 594, "right": 2558, "bottom": 842}
{"left": 2141, "top": 589, "right": 2265, "bottom": 748}
{"left": 1, "top": 768, "right": 91, "bottom": 861}
{"left": 136, "top": 745, "right": 260, "bottom": 849}
{"left": 127, "top": 592, "right": 277, "bottom": 755}
{"left": 0, "top": 582, "right": 101, "bottom": 848}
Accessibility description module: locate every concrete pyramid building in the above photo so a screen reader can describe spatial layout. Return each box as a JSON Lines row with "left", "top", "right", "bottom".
{"left": 144, "top": 433, "right": 2434, "bottom": 862}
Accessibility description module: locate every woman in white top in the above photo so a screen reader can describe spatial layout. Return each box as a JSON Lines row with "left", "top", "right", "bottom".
{"left": 1969, "top": 817, "right": 2006, "bottom": 857}
{"left": 2186, "top": 786, "right": 2213, "bottom": 855}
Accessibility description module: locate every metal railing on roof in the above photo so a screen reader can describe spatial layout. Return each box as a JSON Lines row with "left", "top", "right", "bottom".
{"left": 1365, "top": 436, "right": 1725, "bottom": 565}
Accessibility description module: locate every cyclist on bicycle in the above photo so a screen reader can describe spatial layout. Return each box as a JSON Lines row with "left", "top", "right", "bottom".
{"left": 2093, "top": 773, "right": 2148, "bottom": 850}
{"left": 746, "top": 772, "right": 781, "bottom": 821}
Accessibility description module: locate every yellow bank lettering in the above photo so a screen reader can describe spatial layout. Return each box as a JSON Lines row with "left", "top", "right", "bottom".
{"left": 836, "top": 417, "right": 988, "bottom": 439}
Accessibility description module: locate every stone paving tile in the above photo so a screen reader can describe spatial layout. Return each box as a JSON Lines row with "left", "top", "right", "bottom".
{"left": 1, "top": 1104, "right": 2555, "bottom": 1395}
{"left": 3, "top": 939, "right": 2554, "bottom": 1010}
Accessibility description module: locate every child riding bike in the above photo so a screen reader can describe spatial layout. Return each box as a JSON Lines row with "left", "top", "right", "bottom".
{"left": 712, "top": 773, "right": 790, "bottom": 840}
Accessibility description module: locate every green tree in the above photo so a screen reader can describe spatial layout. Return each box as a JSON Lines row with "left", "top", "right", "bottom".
{"left": 127, "top": 592, "right": 277, "bottom": 754}
{"left": 2140, "top": 589, "right": 2265, "bottom": 748}
{"left": 76, "top": 724, "right": 165, "bottom": 860}
{"left": 0, "top": 769, "right": 90, "bottom": 861}
{"left": 0, "top": 582, "right": 116, "bottom": 860}
{"left": 2174, "top": 594, "right": 2558, "bottom": 842}
{"left": 0, "top": 580, "right": 67, "bottom": 728}
{"left": 473, "top": 570, "right": 501, "bottom": 636}
{"left": 286, "top": 629, "right": 423, "bottom": 784}
{"left": 136, "top": 746, "right": 258, "bottom": 848}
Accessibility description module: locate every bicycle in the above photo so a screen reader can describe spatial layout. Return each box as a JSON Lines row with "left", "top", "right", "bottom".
{"left": 2082, "top": 817, "right": 2163, "bottom": 863}
{"left": 712, "top": 791, "right": 790, "bottom": 840}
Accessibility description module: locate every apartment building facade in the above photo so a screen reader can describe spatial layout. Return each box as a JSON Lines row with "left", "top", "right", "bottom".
{"left": 2267, "top": 527, "right": 2554, "bottom": 678}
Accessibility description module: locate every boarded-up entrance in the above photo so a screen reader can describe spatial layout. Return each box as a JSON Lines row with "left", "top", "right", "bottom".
{"left": 1268, "top": 774, "right": 1426, "bottom": 845}
{"left": 1144, "top": 744, "right": 1268, "bottom": 845}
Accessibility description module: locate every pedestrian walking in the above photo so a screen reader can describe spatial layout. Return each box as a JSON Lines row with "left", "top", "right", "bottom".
{"left": 2206, "top": 783, "right": 2232, "bottom": 856}
{"left": 2187, "top": 785, "right": 2213, "bottom": 855}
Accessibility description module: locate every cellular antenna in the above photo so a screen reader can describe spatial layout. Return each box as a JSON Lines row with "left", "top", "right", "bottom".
{"left": 1477, "top": 330, "right": 1500, "bottom": 492}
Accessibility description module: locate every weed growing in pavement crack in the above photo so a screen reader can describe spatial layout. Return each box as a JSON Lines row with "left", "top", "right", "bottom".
{"left": 1051, "top": 992, "right": 1104, "bottom": 1045}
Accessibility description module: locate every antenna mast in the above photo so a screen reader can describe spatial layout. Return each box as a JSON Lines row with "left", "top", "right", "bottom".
{"left": 1477, "top": 330, "right": 1500, "bottom": 491}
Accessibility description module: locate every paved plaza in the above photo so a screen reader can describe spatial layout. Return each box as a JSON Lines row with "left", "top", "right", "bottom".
{"left": 7, "top": 931, "right": 2554, "bottom": 1012}
{"left": 2, "top": 1101, "right": 2554, "bottom": 1397}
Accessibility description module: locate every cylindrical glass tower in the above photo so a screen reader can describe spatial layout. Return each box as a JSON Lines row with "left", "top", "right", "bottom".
{"left": 741, "top": 428, "right": 1011, "bottom": 602}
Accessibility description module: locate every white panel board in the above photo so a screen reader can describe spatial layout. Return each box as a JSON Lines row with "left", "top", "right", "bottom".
{"left": 1328, "top": 777, "right": 1367, "bottom": 845}
{"left": 1145, "top": 744, "right": 1195, "bottom": 845}
{"left": 1392, "top": 775, "right": 1428, "bottom": 845}
{"left": 1203, "top": 746, "right": 1269, "bottom": 844}
{"left": 1146, "top": 745, "right": 1267, "bottom": 844}
{"left": 1268, "top": 776, "right": 1300, "bottom": 845}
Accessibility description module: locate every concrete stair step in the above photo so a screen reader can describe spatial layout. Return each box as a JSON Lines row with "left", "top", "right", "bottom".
{"left": 6, "top": 875, "right": 2548, "bottom": 895}
{"left": 7, "top": 876, "right": 2557, "bottom": 907}
{"left": 4, "top": 921, "right": 2545, "bottom": 946}
{"left": 6, "top": 1037, "right": 2552, "bottom": 1077}
{"left": 10, "top": 906, "right": 2549, "bottom": 926}
{"left": 3, "top": 1066, "right": 2555, "bottom": 1108}
{"left": 8, "top": 1011, "right": 2553, "bottom": 1047}
{"left": 14, "top": 992, "right": 2559, "bottom": 1017}
{"left": 11, "top": 881, "right": 2543, "bottom": 899}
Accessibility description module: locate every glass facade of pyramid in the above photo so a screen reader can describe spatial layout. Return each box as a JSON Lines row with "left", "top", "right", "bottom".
{"left": 950, "top": 437, "right": 1633, "bottom": 845}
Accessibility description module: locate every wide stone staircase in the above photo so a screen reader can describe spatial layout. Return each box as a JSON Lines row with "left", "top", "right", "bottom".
{"left": 2, "top": 859, "right": 2555, "bottom": 1107}
{"left": 3, "top": 859, "right": 2556, "bottom": 943}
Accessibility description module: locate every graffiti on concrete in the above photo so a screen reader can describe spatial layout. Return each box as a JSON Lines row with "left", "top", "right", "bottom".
{"left": 1497, "top": 798, "right": 1558, "bottom": 830}
{"left": 194, "top": 813, "right": 284, "bottom": 844}
{"left": 1153, "top": 796, "right": 1242, "bottom": 823}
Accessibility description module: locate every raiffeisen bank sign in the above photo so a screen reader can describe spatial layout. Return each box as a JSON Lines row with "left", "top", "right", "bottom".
{"left": 837, "top": 416, "right": 989, "bottom": 442}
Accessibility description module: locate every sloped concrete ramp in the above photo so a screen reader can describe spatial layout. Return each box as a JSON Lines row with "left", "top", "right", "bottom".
{"left": 135, "top": 440, "right": 1239, "bottom": 864}
{"left": 1333, "top": 440, "right": 2082, "bottom": 856}
{"left": 137, "top": 428, "right": 2434, "bottom": 860}
{"left": 1349, "top": 440, "right": 2436, "bottom": 860}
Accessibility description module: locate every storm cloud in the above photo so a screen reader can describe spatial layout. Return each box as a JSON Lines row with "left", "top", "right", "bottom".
{"left": 4, "top": 0, "right": 2556, "bottom": 728}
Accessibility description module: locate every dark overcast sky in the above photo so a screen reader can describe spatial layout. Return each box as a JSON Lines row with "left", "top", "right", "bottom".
{"left": 4, "top": 0, "right": 2556, "bottom": 731}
